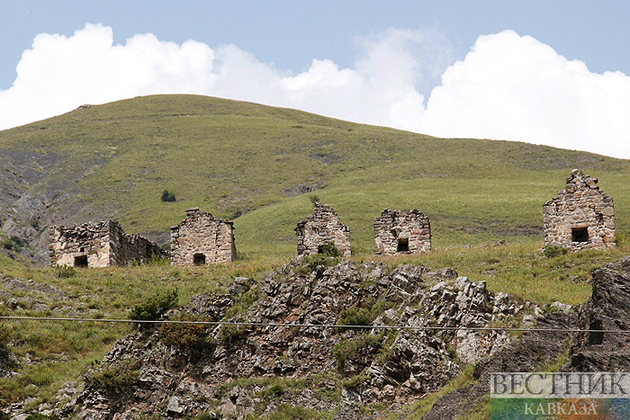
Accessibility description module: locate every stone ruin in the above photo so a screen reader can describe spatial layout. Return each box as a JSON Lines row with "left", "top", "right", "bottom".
{"left": 374, "top": 208, "right": 431, "bottom": 255}
{"left": 170, "top": 208, "right": 236, "bottom": 266}
{"left": 49, "top": 220, "right": 162, "bottom": 268}
{"left": 543, "top": 169, "right": 615, "bottom": 251}
{"left": 295, "top": 203, "right": 351, "bottom": 257}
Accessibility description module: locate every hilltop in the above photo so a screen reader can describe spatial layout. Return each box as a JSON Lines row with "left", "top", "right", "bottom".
{"left": 1, "top": 94, "right": 629, "bottom": 262}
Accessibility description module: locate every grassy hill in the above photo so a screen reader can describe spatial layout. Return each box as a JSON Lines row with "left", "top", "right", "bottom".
{"left": 0, "top": 94, "right": 629, "bottom": 259}
{"left": 1, "top": 95, "right": 630, "bottom": 417}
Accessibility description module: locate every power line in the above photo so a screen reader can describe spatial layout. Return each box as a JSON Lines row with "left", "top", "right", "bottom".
{"left": 0, "top": 315, "right": 624, "bottom": 334}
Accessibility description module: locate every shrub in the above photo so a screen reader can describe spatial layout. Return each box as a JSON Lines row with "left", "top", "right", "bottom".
{"left": 317, "top": 242, "right": 341, "bottom": 257}
{"left": 54, "top": 265, "right": 76, "bottom": 278}
{"left": 265, "top": 404, "right": 326, "bottom": 420}
{"left": 161, "top": 190, "right": 176, "bottom": 202}
{"left": 333, "top": 333, "right": 384, "bottom": 374}
{"left": 267, "top": 384, "right": 284, "bottom": 397}
{"left": 338, "top": 299, "right": 394, "bottom": 331}
{"left": 129, "top": 288, "right": 178, "bottom": 324}
{"left": 303, "top": 253, "right": 338, "bottom": 270}
{"left": 309, "top": 195, "right": 320, "bottom": 206}
{"left": 218, "top": 323, "right": 247, "bottom": 348}
{"left": 544, "top": 246, "right": 568, "bottom": 258}
{"left": 160, "top": 313, "right": 214, "bottom": 354}
{"left": 85, "top": 359, "right": 140, "bottom": 399}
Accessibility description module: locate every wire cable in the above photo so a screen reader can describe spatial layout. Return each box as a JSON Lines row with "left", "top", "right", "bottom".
{"left": 0, "top": 315, "right": 624, "bottom": 334}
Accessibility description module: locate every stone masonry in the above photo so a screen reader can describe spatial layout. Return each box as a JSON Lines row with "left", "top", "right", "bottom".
{"left": 49, "top": 220, "right": 163, "bottom": 267}
{"left": 170, "top": 208, "right": 236, "bottom": 266}
{"left": 374, "top": 208, "right": 431, "bottom": 255}
{"left": 295, "top": 203, "right": 351, "bottom": 257}
{"left": 543, "top": 169, "right": 615, "bottom": 251}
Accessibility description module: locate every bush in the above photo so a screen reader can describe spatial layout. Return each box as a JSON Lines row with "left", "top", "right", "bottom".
{"left": 54, "top": 265, "right": 76, "bottom": 278}
{"left": 317, "top": 242, "right": 341, "bottom": 257}
{"left": 265, "top": 404, "right": 326, "bottom": 420}
{"left": 161, "top": 190, "right": 176, "bottom": 202}
{"left": 129, "top": 288, "right": 178, "bottom": 324}
{"left": 85, "top": 359, "right": 140, "bottom": 399}
{"left": 338, "top": 299, "right": 394, "bottom": 330}
{"left": 160, "top": 313, "right": 214, "bottom": 354}
{"left": 218, "top": 323, "right": 247, "bottom": 348}
{"left": 333, "top": 333, "right": 384, "bottom": 374}
{"left": 544, "top": 246, "right": 568, "bottom": 258}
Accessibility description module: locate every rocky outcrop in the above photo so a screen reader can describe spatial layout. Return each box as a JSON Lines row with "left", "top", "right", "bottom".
{"left": 567, "top": 256, "right": 630, "bottom": 372}
{"left": 422, "top": 256, "right": 630, "bottom": 419}
{"left": 58, "top": 257, "right": 530, "bottom": 419}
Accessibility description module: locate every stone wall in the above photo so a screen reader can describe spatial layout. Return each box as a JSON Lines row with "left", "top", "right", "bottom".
{"left": 543, "top": 169, "right": 615, "bottom": 251}
{"left": 295, "top": 203, "right": 351, "bottom": 257}
{"left": 49, "top": 220, "right": 162, "bottom": 267}
{"left": 170, "top": 208, "right": 236, "bottom": 266}
{"left": 374, "top": 208, "right": 431, "bottom": 255}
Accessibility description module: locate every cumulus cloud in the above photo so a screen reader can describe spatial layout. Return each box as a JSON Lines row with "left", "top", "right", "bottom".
{"left": 0, "top": 24, "right": 432, "bottom": 135}
{"left": 421, "top": 30, "right": 630, "bottom": 159}
{"left": 1, "top": 24, "right": 629, "bottom": 159}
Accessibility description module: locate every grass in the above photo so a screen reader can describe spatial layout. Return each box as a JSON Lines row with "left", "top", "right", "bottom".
{"left": 1, "top": 94, "right": 630, "bottom": 416}
{"left": 0, "top": 94, "right": 629, "bottom": 257}
{"left": 0, "top": 239, "right": 627, "bottom": 410}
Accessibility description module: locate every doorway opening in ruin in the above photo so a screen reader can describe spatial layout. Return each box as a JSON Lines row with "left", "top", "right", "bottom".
{"left": 397, "top": 238, "right": 409, "bottom": 252}
{"left": 74, "top": 255, "right": 88, "bottom": 268}
{"left": 572, "top": 227, "right": 589, "bottom": 243}
{"left": 193, "top": 253, "right": 206, "bottom": 266}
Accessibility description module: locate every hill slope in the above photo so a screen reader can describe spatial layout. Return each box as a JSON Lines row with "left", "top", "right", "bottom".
{"left": 0, "top": 94, "right": 629, "bottom": 260}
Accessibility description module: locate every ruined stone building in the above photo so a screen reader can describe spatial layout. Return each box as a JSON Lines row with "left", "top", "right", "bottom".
{"left": 49, "top": 220, "right": 162, "bottom": 268}
{"left": 295, "top": 203, "right": 351, "bottom": 257}
{"left": 543, "top": 169, "right": 615, "bottom": 251}
{"left": 170, "top": 208, "right": 236, "bottom": 266}
{"left": 374, "top": 208, "right": 431, "bottom": 255}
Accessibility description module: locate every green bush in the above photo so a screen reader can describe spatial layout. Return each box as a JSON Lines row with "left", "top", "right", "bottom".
{"left": 160, "top": 313, "right": 214, "bottom": 353}
{"left": 85, "top": 359, "right": 140, "bottom": 398}
{"left": 129, "top": 288, "right": 178, "bottom": 323}
{"left": 337, "top": 299, "right": 394, "bottom": 330}
{"left": 264, "top": 403, "right": 327, "bottom": 420}
{"left": 544, "top": 246, "right": 568, "bottom": 258}
{"left": 218, "top": 323, "right": 248, "bottom": 348}
{"left": 54, "top": 264, "right": 76, "bottom": 278}
{"left": 161, "top": 190, "right": 176, "bottom": 202}
{"left": 317, "top": 243, "right": 341, "bottom": 258}
{"left": 333, "top": 333, "right": 384, "bottom": 374}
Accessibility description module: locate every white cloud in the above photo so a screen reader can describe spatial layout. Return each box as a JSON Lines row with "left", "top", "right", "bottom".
{"left": 421, "top": 30, "right": 630, "bottom": 159}
{"left": 1, "top": 25, "right": 630, "bottom": 159}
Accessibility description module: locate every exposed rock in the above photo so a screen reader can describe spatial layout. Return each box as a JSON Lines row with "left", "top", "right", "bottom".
{"left": 57, "top": 258, "right": 529, "bottom": 419}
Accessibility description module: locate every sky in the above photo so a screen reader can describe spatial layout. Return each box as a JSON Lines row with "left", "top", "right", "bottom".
{"left": 1, "top": 1, "right": 629, "bottom": 159}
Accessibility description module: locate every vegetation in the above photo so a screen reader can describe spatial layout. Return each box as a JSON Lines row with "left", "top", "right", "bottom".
{"left": 0, "top": 95, "right": 630, "bottom": 417}
{"left": 85, "top": 359, "right": 140, "bottom": 399}
{"left": 160, "top": 313, "right": 214, "bottom": 355}
{"left": 1, "top": 95, "right": 629, "bottom": 259}
{"left": 160, "top": 189, "right": 176, "bottom": 202}
{"left": 129, "top": 288, "right": 179, "bottom": 322}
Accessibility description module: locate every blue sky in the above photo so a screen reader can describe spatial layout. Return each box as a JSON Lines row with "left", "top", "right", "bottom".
{"left": 1, "top": 1, "right": 629, "bottom": 158}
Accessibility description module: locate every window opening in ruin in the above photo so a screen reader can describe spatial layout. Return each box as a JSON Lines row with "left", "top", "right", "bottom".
{"left": 397, "top": 238, "right": 409, "bottom": 252}
{"left": 74, "top": 255, "right": 88, "bottom": 268}
{"left": 193, "top": 253, "right": 206, "bottom": 266}
{"left": 572, "top": 227, "right": 589, "bottom": 243}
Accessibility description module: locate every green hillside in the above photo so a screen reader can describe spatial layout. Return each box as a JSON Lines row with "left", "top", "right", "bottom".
{"left": 1, "top": 94, "right": 629, "bottom": 258}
